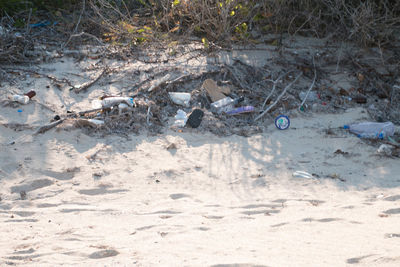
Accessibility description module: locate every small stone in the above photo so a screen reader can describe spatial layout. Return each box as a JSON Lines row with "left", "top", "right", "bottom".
{"left": 20, "top": 191, "right": 27, "bottom": 200}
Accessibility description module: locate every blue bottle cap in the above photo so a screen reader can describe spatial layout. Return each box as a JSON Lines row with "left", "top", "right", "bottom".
{"left": 343, "top": 125, "right": 349, "bottom": 129}
{"left": 275, "top": 115, "right": 290, "bottom": 130}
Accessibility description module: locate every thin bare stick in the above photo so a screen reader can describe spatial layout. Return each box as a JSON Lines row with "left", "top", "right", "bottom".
{"left": 335, "top": 42, "right": 343, "bottom": 72}
{"left": 73, "top": 67, "right": 107, "bottom": 93}
{"left": 34, "top": 119, "right": 65, "bottom": 135}
{"left": 146, "top": 106, "right": 151, "bottom": 126}
{"left": 63, "top": 32, "right": 104, "bottom": 48}
{"left": 78, "top": 108, "right": 103, "bottom": 116}
{"left": 261, "top": 70, "right": 294, "bottom": 110}
{"left": 299, "top": 56, "right": 317, "bottom": 109}
{"left": 255, "top": 73, "right": 302, "bottom": 122}
{"left": 73, "top": 0, "right": 85, "bottom": 34}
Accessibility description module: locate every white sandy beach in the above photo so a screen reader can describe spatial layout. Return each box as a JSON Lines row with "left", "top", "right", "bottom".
{"left": 1, "top": 41, "right": 400, "bottom": 266}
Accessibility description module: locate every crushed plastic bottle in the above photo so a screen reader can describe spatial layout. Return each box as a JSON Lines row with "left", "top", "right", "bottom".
{"left": 168, "top": 92, "right": 191, "bottom": 107}
{"left": 344, "top": 121, "right": 395, "bottom": 139}
{"left": 92, "top": 97, "right": 134, "bottom": 109}
{"left": 210, "top": 96, "right": 244, "bottom": 114}
{"left": 173, "top": 109, "right": 188, "bottom": 127}
{"left": 12, "top": 94, "right": 29, "bottom": 104}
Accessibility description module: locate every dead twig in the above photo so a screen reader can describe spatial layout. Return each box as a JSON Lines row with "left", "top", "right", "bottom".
{"left": 261, "top": 70, "right": 294, "bottom": 110}
{"left": 255, "top": 73, "right": 302, "bottom": 122}
{"left": 73, "top": 67, "right": 107, "bottom": 93}
{"left": 2, "top": 67, "right": 73, "bottom": 86}
{"left": 299, "top": 56, "right": 317, "bottom": 110}
{"left": 34, "top": 119, "right": 65, "bottom": 135}
{"left": 62, "top": 32, "right": 105, "bottom": 49}
{"left": 148, "top": 73, "right": 171, "bottom": 92}
{"left": 78, "top": 108, "right": 103, "bottom": 116}
{"left": 146, "top": 106, "right": 151, "bottom": 126}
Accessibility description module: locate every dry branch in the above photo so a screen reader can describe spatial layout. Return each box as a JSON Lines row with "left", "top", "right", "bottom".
{"left": 255, "top": 73, "right": 302, "bottom": 122}
{"left": 34, "top": 119, "right": 65, "bottom": 135}
{"left": 73, "top": 67, "right": 107, "bottom": 93}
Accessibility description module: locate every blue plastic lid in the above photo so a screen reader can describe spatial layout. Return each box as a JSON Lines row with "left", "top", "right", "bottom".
{"left": 275, "top": 115, "right": 290, "bottom": 130}
{"left": 343, "top": 125, "right": 349, "bottom": 129}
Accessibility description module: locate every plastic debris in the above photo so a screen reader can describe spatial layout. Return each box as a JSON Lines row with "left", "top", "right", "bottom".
{"left": 275, "top": 115, "right": 290, "bottom": 130}
{"left": 226, "top": 106, "right": 255, "bottom": 115}
{"left": 173, "top": 109, "right": 188, "bottom": 127}
{"left": 187, "top": 109, "right": 204, "bottom": 128}
{"left": 29, "top": 21, "right": 57, "bottom": 28}
{"left": 168, "top": 92, "right": 191, "bottom": 107}
{"left": 292, "top": 171, "right": 313, "bottom": 179}
{"left": 377, "top": 144, "right": 393, "bottom": 156}
{"left": 344, "top": 121, "right": 394, "bottom": 139}
{"left": 210, "top": 96, "right": 244, "bottom": 114}
{"left": 92, "top": 96, "right": 134, "bottom": 109}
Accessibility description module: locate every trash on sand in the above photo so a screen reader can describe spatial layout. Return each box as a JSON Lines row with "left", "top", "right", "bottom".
{"left": 13, "top": 90, "right": 36, "bottom": 104}
{"left": 92, "top": 96, "right": 134, "bottom": 109}
{"left": 226, "top": 106, "right": 255, "bottom": 115}
{"left": 87, "top": 119, "right": 104, "bottom": 126}
{"left": 168, "top": 92, "right": 191, "bottom": 107}
{"left": 173, "top": 109, "right": 187, "bottom": 127}
{"left": 12, "top": 94, "right": 30, "bottom": 104}
{"left": 25, "top": 90, "right": 36, "bottom": 99}
{"left": 202, "top": 79, "right": 230, "bottom": 102}
{"left": 344, "top": 121, "right": 394, "bottom": 139}
{"left": 299, "top": 91, "right": 319, "bottom": 102}
{"left": 377, "top": 144, "right": 393, "bottom": 156}
{"left": 275, "top": 115, "right": 290, "bottom": 130}
{"left": 187, "top": 109, "right": 204, "bottom": 128}
{"left": 118, "top": 103, "right": 130, "bottom": 114}
{"left": 210, "top": 96, "right": 244, "bottom": 114}
{"left": 29, "top": 21, "right": 56, "bottom": 28}
{"left": 292, "top": 171, "right": 312, "bottom": 179}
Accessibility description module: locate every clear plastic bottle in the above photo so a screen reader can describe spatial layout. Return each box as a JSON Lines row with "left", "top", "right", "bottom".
{"left": 344, "top": 121, "right": 395, "bottom": 139}
{"left": 92, "top": 97, "right": 134, "bottom": 109}
{"left": 210, "top": 96, "right": 244, "bottom": 114}
{"left": 12, "top": 94, "right": 30, "bottom": 104}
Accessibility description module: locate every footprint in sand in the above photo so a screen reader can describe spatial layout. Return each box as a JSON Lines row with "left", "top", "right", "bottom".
{"left": 88, "top": 249, "right": 119, "bottom": 259}
{"left": 10, "top": 179, "right": 54, "bottom": 193}
{"left": 383, "top": 208, "right": 400, "bottom": 214}
{"left": 169, "top": 193, "right": 190, "bottom": 200}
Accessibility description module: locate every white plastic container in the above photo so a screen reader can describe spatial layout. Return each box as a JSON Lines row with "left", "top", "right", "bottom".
{"left": 344, "top": 121, "right": 395, "bottom": 139}
{"left": 173, "top": 109, "right": 187, "bottom": 127}
{"left": 168, "top": 92, "right": 191, "bottom": 107}
{"left": 12, "top": 94, "right": 29, "bottom": 104}
{"left": 92, "top": 97, "right": 134, "bottom": 109}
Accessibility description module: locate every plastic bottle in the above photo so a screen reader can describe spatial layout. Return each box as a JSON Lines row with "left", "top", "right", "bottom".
{"left": 344, "top": 121, "right": 395, "bottom": 139}
{"left": 173, "top": 109, "right": 187, "bottom": 127}
{"left": 92, "top": 97, "right": 134, "bottom": 109}
{"left": 211, "top": 96, "right": 244, "bottom": 114}
{"left": 168, "top": 92, "right": 191, "bottom": 107}
{"left": 12, "top": 94, "right": 30, "bottom": 104}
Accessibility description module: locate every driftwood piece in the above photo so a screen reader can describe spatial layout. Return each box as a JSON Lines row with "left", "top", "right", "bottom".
{"left": 34, "top": 119, "right": 64, "bottom": 135}
{"left": 73, "top": 68, "right": 107, "bottom": 93}
{"left": 148, "top": 73, "right": 171, "bottom": 92}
